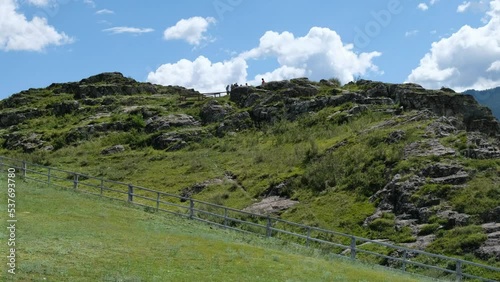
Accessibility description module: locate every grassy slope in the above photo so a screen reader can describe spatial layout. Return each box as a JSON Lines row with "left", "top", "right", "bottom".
{"left": 1, "top": 82, "right": 499, "bottom": 271}
{"left": 0, "top": 177, "right": 433, "bottom": 282}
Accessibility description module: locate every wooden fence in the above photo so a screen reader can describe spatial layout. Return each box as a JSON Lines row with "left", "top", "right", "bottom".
{"left": 1, "top": 156, "right": 498, "bottom": 282}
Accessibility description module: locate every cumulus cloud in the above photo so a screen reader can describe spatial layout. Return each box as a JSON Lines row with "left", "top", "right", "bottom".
{"left": 164, "top": 17, "right": 216, "bottom": 46}
{"left": 407, "top": 0, "right": 500, "bottom": 91}
{"left": 418, "top": 3, "right": 429, "bottom": 11}
{"left": 96, "top": 9, "right": 114, "bottom": 15}
{"left": 457, "top": 1, "right": 472, "bottom": 12}
{"left": 103, "top": 27, "right": 154, "bottom": 35}
{"left": 0, "top": 0, "right": 73, "bottom": 51}
{"left": 147, "top": 56, "right": 248, "bottom": 92}
{"left": 240, "top": 27, "right": 381, "bottom": 84}
{"left": 148, "top": 27, "right": 381, "bottom": 92}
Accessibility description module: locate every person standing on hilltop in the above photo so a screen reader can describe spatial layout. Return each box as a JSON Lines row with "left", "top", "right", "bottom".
{"left": 261, "top": 78, "right": 266, "bottom": 86}
{"left": 226, "top": 84, "right": 230, "bottom": 95}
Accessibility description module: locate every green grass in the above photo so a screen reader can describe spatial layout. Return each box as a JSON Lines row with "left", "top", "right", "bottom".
{"left": 0, "top": 178, "right": 434, "bottom": 282}
{"left": 1, "top": 79, "right": 500, "bottom": 273}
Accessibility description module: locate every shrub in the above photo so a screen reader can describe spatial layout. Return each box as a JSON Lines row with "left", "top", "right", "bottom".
{"left": 427, "top": 226, "right": 487, "bottom": 255}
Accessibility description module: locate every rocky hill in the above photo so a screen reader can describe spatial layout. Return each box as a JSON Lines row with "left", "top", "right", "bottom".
{"left": 465, "top": 86, "right": 500, "bottom": 121}
{"left": 0, "top": 72, "right": 499, "bottom": 270}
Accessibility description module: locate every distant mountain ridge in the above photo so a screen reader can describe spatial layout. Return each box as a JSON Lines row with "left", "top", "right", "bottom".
{"left": 464, "top": 86, "right": 500, "bottom": 120}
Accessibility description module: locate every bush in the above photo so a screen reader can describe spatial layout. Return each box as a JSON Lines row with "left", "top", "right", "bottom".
{"left": 427, "top": 226, "right": 487, "bottom": 255}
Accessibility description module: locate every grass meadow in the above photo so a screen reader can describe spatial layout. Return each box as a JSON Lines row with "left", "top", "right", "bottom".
{"left": 0, "top": 176, "right": 435, "bottom": 282}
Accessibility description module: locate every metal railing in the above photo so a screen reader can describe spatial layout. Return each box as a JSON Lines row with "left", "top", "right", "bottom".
{"left": 1, "top": 156, "right": 498, "bottom": 282}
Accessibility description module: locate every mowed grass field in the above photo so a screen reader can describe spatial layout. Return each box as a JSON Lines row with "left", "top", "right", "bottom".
{"left": 0, "top": 177, "right": 436, "bottom": 282}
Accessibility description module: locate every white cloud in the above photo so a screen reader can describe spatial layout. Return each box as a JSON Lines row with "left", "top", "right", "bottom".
{"left": 147, "top": 56, "right": 248, "bottom": 92}
{"left": 24, "top": 0, "right": 53, "bottom": 7}
{"left": 83, "top": 0, "right": 95, "bottom": 8}
{"left": 96, "top": 9, "right": 114, "bottom": 15}
{"left": 457, "top": 1, "right": 472, "bottom": 12}
{"left": 240, "top": 27, "right": 381, "bottom": 84}
{"left": 250, "top": 66, "right": 307, "bottom": 86}
{"left": 405, "top": 30, "right": 419, "bottom": 37}
{"left": 103, "top": 27, "right": 154, "bottom": 35}
{"left": 407, "top": 0, "right": 500, "bottom": 91}
{"left": 487, "top": 60, "right": 500, "bottom": 72}
{"left": 418, "top": 3, "right": 429, "bottom": 11}
{"left": 148, "top": 27, "right": 381, "bottom": 92}
{"left": 164, "top": 17, "right": 216, "bottom": 46}
{"left": 0, "top": 0, "right": 73, "bottom": 51}
{"left": 430, "top": 0, "right": 439, "bottom": 5}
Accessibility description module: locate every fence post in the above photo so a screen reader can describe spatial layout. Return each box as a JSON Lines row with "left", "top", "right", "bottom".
{"left": 456, "top": 260, "right": 462, "bottom": 282}
{"left": 73, "top": 173, "right": 79, "bottom": 189}
{"left": 306, "top": 227, "right": 311, "bottom": 247}
{"left": 266, "top": 215, "right": 272, "bottom": 238}
{"left": 189, "top": 199, "right": 194, "bottom": 219}
{"left": 128, "top": 184, "right": 134, "bottom": 203}
{"left": 22, "top": 161, "right": 27, "bottom": 178}
{"left": 47, "top": 167, "right": 51, "bottom": 186}
{"left": 402, "top": 250, "right": 407, "bottom": 272}
{"left": 223, "top": 208, "right": 228, "bottom": 228}
{"left": 350, "top": 236, "right": 357, "bottom": 260}
{"left": 155, "top": 192, "right": 160, "bottom": 211}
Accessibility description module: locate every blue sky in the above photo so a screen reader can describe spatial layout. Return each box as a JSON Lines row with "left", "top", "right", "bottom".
{"left": 1, "top": 0, "right": 500, "bottom": 99}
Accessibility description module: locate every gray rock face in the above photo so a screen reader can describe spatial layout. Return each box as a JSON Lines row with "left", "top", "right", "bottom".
{"left": 50, "top": 101, "right": 80, "bottom": 116}
{"left": 216, "top": 112, "right": 253, "bottom": 137}
{"left": 424, "top": 116, "right": 463, "bottom": 138}
{"left": 368, "top": 163, "right": 470, "bottom": 227}
{"left": 436, "top": 210, "right": 470, "bottom": 228}
{"left": 463, "top": 132, "right": 500, "bottom": 159}
{"left": 243, "top": 196, "right": 299, "bottom": 215}
{"left": 151, "top": 130, "right": 209, "bottom": 151}
{"left": 369, "top": 174, "right": 426, "bottom": 219}
{"left": 355, "top": 80, "right": 500, "bottom": 136}
{"left": 200, "top": 100, "right": 232, "bottom": 124}
{"left": 404, "top": 139, "right": 456, "bottom": 158}
{"left": 66, "top": 121, "right": 135, "bottom": 143}
{"left": 420, "top": 163, "right": 469, "bottom": 185}
{"left": 101, "top": 145, "right": 125, "bottom": 155}
{"left": 145, "top": 114, "right": 199, "bottom": 133}
{"left": 476, "top": 223, "right": 500, "bottom": 260}
{"left": 3, "top": 133, "right": 45, "bottom": 152}
{"left": 0, "top": 109, "right": 44, "bottom": 128}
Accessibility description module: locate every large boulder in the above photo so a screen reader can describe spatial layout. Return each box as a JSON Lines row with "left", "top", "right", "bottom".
{"left": 145, "top": 114, "right": 199, "bottom": 133}
{"left": 200, "top": 100, "right": 233, "bottom": 124}
{"left": 3, "top": 133, "right": 46, "bottom": 152}
{"left": 101, "top": 145, "right": 125, "bottom": 155}
{"left": 216, "top": 112, "right": 253, "bottom": 137}
{"left": 243, "top": 196, "right": 299, "bottom": 215}
{"left": 151, "top": 130, "right": 210, "bottom": 151}
{"left": 0, "top": 109, "right": 44, "bottom": 128}
{"left": 50, "top": 100, "right": 80, "bottom": 116}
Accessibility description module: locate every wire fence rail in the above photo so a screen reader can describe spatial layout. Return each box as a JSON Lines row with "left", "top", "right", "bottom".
{"left": 1, "top": 156, "right": 498, "bottom": 282}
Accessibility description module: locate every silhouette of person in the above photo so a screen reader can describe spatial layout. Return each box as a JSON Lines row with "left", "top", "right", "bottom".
{"left": 261, "top": 78, "right": 265, "bottom": 86}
